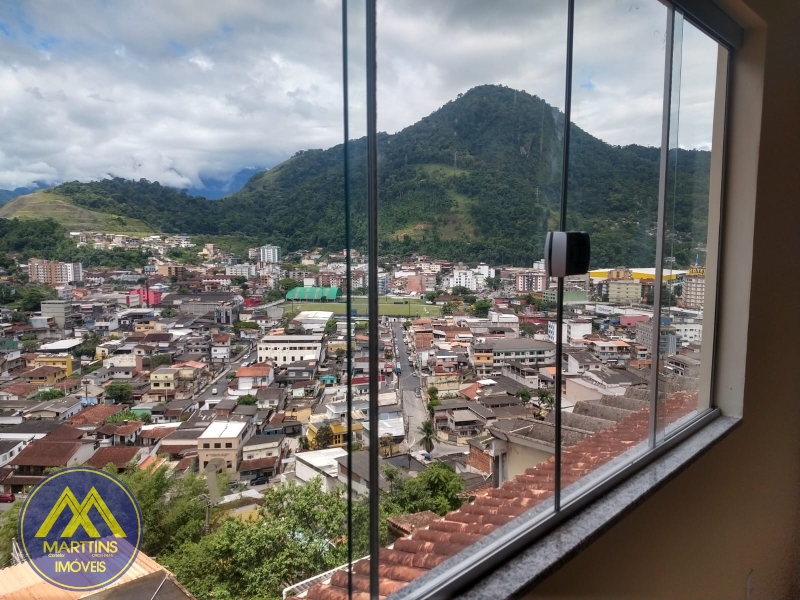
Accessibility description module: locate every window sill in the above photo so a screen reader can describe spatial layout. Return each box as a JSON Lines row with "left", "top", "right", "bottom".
{"left": 391, "top": 415, "right": 740, "bottom": 600}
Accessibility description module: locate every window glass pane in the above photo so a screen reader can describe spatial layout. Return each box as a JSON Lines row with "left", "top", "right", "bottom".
{"left": 373, "top": 0, "right": 568, "bottom": 595}
{"left": 559, "top": 0, "right": 667, "bottom": 503}
{"left": 656, "top": 14, "right": 727, "bottom": 440}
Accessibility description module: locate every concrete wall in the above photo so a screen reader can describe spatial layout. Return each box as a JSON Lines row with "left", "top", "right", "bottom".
{"left": 505, "top": 441, "right": 552, "bottom": 484}
{"left": 526, "top": 1, "right": 800, "bottom": 598}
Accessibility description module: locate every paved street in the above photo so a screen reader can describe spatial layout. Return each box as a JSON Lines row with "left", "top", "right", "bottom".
{"left": 194, "top": 343, "right": 255, "bottom": 406}
{"left": 391, "top": 321, "right": 463, "bottom": 459}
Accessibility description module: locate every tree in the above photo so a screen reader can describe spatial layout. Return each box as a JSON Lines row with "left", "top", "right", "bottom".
{"left": 382, "top": 462, "right": 464, "bottom": 517}
{"left": 231, "top": 275, "right": 247, "bottom": 286}
{"left": 520, "top": 322, "right": 536, "bottom": 337}
{"left": 402, "top": 320, "right": 412, "bottom": 330}
{"left": 279, "top": 278, "right": 302, "bottom": 291}
{"left": 233, "top": 321, "right": 259, "bottom": 334}
{"left": 516, "top": 388, "right": 532, "bottom": 404}
{"left": 160, "top": 306, "right": 179, "bottom": 318}
{"left": 463, "top": 294, "right": 477, "bottom": 305}
{"left": 313, "top": 423, "right": 334, "bottom": 449}
{"left": 418, "top": 419, "right": 438, "bottom": 453}
{"left": 537, "top": 388, "right": 555, "bottom": 410}
{"left": 426, "top": 397, "right": 442, "bottom": 419}
{"left": 161, "top": 479, "right": 373, "bottom": 600}
{"left": 237, "top": 394, "right": 257, "bottom": 406}
{"left": 485, "top": 276, "right": 502, "bottom": 291}
{"left": 263, "top": 289, "right": 284, "bottom": 302}
{"left": 150, "top": 353, "right": 172, "bottom": 368}
{"left": 298, "top": 436, "right": 310, "bottom": 451}
{"left": 71, "top": 332, "right": 100, "bottom": 359}
{"left": 19, "top": 286, "right": 56, "bottom": 312}
{"left": 472, "top": 299, "right": 493, "bottom": 318}
{"left": 452, "top": 285, "right": 470, "bottom": 296}
{"left": 424, "top": 292, "right": 437, "bottom": 303}
{"left": 36, "top": 388, "right": 65, "bottom": 400}
{"left": 441, "top": 301, "right": 455, "bottom": 316}
{"left": 9, "top": 311, "right": 29, "bottom": 323}
{"left": 21, "top": 339, "right": 39, "bottom": 352}
{"left": 380, "top": 433, "right": 395, "bottom": 457}
{"left": 427, "top": 386, "right": 439, "bottom": 398}
{"left": 324, "top": 317, "right": 338, "bottom": 335}
{"left": 0, "top": 501, "right": 21, "bottom": 566}
{"left": 106, "top": 408, "right": 151, "bottom": 425}
{"left": 104, "top": 381, "right": 133, "bottom": 404}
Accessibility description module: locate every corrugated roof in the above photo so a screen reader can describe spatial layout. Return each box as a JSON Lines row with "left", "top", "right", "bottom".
{"left": 0, "top": 551, "right": 193, "bottom": 599}
{"left": 285, "top": 286, "right": 341, "bottom": 301}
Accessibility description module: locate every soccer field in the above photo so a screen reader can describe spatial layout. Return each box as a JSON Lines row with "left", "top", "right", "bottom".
{"left": 290, "top": 298, "right": 441, "bottom": 317}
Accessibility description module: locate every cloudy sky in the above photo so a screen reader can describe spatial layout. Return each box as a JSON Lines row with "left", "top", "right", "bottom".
{"left": 0, "top": 0, "right": 720, "bottom": 191}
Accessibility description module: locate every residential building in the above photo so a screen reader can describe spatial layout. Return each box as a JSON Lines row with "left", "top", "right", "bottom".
{"left": 198, "top": 420, "right": 252, "bottom": 478}
{"left": 24, "top": 366, "right": 67, "bottom": 386}
{"left": 547, "top": 318, "right": 593, "bottom": 344}
{"left": 451, "top": 265, "right": 477, "bottom": 291}
{"left": 635, "top": 320, "right": 678, "bottom": 357}
{"left": 682, "top": 264, "right": 706, "bottom": 309}
{"left": 258, "top": 244, "right": 281, "bottom": 264}
{"left": 156, "top": 264, "right": 187, "bottom": 279}
{"left": 7, "top": 439, "right": 96, "bottom": 488}
{"left": 257, "top": 334, "right": 325, "bottom": 365}
{"left": 226, "top": 263, "right": 258, "bottom": 278}
{"left": 27, "top": 259, "right": 83, "bottom": 285}
{"left": 307, "top": 420, "right": 363, "bottom": 448}
{"left": 293, "top": 447, "right": 348, "bottom": 492}
{"left": 33, "top": 353, "right": 74, "bottom": 376}
{"left": 39, "top": 300, "right": 70, "bottom": 329}
{"left": 515, "top": 270, "right": 548, "bottom": 293}
{"left": 608, "top": 279, "right": 643, "bottom": 304}
{"left": 24, "top": 396, "right": 83, "bottom": 421}
{"left": 0, "top": 440, "right": 24, "bottom": 467}
{"left": 150, "top": 367, "right": 179, "bottom": 401}
{"left": 211, "top": 334, "right": 232, "bottom": 363}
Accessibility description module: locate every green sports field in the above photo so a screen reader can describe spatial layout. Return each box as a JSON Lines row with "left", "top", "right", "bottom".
{"left": 288, "top": 297, "right": 441, "bottom": 317}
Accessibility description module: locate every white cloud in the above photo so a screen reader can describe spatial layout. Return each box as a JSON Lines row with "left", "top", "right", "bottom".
{"left": 0, "top": 0, "right": 719, "bottom": 190}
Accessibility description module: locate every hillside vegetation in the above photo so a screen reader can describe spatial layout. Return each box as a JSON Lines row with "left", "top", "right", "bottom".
{"left": 0, "top": 190, "right": 156, "bottom": 235}
{"left": 37, "top": 85, "right": 710, "bottom": 268}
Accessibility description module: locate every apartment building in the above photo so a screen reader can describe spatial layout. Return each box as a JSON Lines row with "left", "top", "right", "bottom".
{"left": 471, "top": 338, "right": 556, "bottom": 376}
{"left": 547, "top": 318, "right": 593, "bottom": 344}
{"left": 226, "top": 263, "right": 257, "bottom": 278}
{"left": 515, "top": 270, "right": 548, "bottom": 293}
{"left": 258, "top": 244, "right": 281, "bottom": 264}
{"left": 33, "top": 353, "right": 74, "bottom": 377}
{"left": 608, "top": 279, "right": 643, "bottom": 304}
{"left": 27, "top": 259, "right": 83, "bottom": 286}
{"left": 682, "top": 265, "right": 706, "bottom": 309}
{"left": 198, "top": 420, "right": 252, "bottom": 478}
{"left": 257, "top": 334, "right": 325, "bottom": 365}
{"left": 156, "top": 264, "right": 187, "bottom": 279}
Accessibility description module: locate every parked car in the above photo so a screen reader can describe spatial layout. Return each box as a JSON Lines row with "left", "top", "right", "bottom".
{"left": 0, "top": 493, "right": 15, "bottom": 503}
{"left": 249, "top": 475, "right": 269, "bottom": 486}
{"left": 415, "top": 388, "right": 421, "bottom": 398}
{"left": 211, "top": 388, "right": 218, "bottom": 395}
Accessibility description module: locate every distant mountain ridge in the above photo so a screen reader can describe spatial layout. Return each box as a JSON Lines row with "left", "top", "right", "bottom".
{"left": 0, "top": 85, "right": 711, "bottom": 267}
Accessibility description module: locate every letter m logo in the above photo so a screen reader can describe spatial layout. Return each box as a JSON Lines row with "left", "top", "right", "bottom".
{"left": 35, "top": 487, "right": 126, "bottom": 538}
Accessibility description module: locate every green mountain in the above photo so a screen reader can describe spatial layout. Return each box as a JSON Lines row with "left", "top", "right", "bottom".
{"left": 40, "top": 85, "right": 711, "bottom": 268}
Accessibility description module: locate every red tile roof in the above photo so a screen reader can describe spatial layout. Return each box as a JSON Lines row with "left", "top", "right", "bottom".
{"left": 236, "top": 365, "right": 273, "bottom": 378}
{"left": 9, "top": 441, "right": 86, "bottom": 467}
{"left": 43, "top": 425, "right": 85, "bottom": 440}
{"left": 24, "top": 366, "right": 64, "bottom": 377}
{"left": 85, "top": 446, "right": 142, "bottom": 469}
{"left": 237, "top": 456, "right": 278, "bottom": 473}
{"left": 289, "top": 391, "right": 696, "bottom": 599}
{"left": 70, "top": 404, "right": 125, "bottom": 426}
{"left": 387, "top": 511, "right": 441, "bottom": 537}
{"left": 140, "top": 427, "right": 178, "bottom": 440}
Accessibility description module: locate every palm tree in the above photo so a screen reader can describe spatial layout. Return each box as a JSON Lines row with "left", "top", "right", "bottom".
{"left": 380, "top": 433, "right": 394, "bottom": 457}
{"left": 418, "top": 419, "right": 438, "bottom": 454}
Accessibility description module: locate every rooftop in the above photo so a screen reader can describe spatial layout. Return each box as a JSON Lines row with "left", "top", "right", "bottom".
{"left": 85, "top": 446, "right": 142, "bottom": 469}
{"left": 70, "top": 404, "right": 124, "bottom": 426}
{"left": 10, "top": 440, "right": 86, "bottom": 467}
{"left": 198, "top": 420, "right": 248, "bottom": 439}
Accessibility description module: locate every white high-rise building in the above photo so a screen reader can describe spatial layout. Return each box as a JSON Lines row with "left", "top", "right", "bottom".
{"left": 259, "top": 245, "right": 281, "bottom": 264}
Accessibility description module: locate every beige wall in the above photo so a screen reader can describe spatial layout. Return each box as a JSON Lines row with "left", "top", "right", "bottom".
{"left": 526, "top": 1, "right": 800, "bottom": 598}
{"left": 505, "top": 441, "right": 552, "bottom": 483}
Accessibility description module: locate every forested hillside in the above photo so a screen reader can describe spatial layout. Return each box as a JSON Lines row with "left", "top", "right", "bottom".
{"left": 0, "top": 218, "right": 149, "bottom": 270}
{"left": 45, "top": 85, "right": 710, "bottom": 268}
